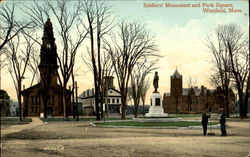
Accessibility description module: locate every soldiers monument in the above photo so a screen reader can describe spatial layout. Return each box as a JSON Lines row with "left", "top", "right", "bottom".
{"left": 145, "top": 72, "right": 168, "bottom": 117}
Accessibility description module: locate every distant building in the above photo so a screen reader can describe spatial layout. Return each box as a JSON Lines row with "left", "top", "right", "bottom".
{"left": 79, "top": 76, "right": 122, "bottom": 115}
{"left": 9, "top": 100, "right": 19, "bottom": 117}
{"left": 163, "top": 69, "right": 236, "bottom": 113}
{"left": 0, "top": 89, "right": 10, "bottom": 117}
{"left": 21, "top": 19, "right": 71, "bottom": 117}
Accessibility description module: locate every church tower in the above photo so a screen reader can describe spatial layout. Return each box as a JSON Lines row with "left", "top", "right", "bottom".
{"left": 170, "top": 69, "right": 182, "bottom": 97}
{"left": 38, "top": 18, "right": 58, "bottom": 87}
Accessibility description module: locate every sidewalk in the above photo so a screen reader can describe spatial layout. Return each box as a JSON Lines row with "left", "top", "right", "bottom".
{"left": 1, "top": 117, "right": 44, "bottom": 137}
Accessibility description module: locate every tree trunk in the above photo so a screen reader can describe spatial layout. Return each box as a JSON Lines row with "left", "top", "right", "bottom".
{"left": 224, "top": 87, "right": 230, "bottom": 118}
{"left": 94, "top": 86, "right": 100, "bottom": 120}
{"left": 100, "top": 94, "right": 104, "bottom": 118}
{"left": 63, "top": 84, "right": 67, "bottom": 120}
{"left": 243, "top": 77, "right": 249, "bottom": 118}
{"left": 142, "top": 100, "right": 145, "bottom": 116}
{"left": 239, "top": 90, "right": 247, "bottom": 119}
{"left": 121, "top": 93, "right": 126, "bottom": 120}
{"left": 134, "top": 105, "right": 138, "bottom": 118}
{"left": 18, "top": 81, "right": 23, "bottom": 121}
{"left": 72, "top": 84, "right": 76, "bottom": 118}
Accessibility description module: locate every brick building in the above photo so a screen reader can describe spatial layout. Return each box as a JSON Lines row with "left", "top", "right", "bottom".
{"left": 163, "top": 69, "right": 236, "bottom": 113}
{"left": 21, "top": 19, "right": 71, "bottom": 117}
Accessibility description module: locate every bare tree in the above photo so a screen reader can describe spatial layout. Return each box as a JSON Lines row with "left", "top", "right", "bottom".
{"left": 206, "top": 26, "right": 233, "bottom": 118}
{"left": 209, "top": 69, "right": 221, "bottom": 89}
{"left": 104, "top": 21, "right": 158, "bottom": 119}
{"left": 0, "top": 50, "right": 8, "bottom": 90}
{"left": 186, "top": 76, "right": 198, "bottom": 89}
{"left": 130, "top": 59, "right": 158, "bottom": 118}
{"left": 82, "top": 50, "right": 113, "bottom": 118}
{"left": 26, "top": 0, "right": 88, "bottom": 119}
{"left": 81, "top": 0, "right": 114, "bottom": 120}
{"left": 6, "top": 30, "right": 37, "bottom": 121}
{"left": 27, "top": 37, "right": 40, "bottom": 86}
{"left": 0, "top": 3, "right": 34, "bottom": 51}
{"left": 140, "top": 78, "right": 150, "bottom": 116}
{"left": 186, "top": 76, "right": 198, "bottom": 111}
{"left": 224, "top": 24, "right": 249, "bottom": 119}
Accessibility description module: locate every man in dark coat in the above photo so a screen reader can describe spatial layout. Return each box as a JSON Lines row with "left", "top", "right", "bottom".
{"left": 219, "top": 108, "right": 227, "bottom": 136}
{"left": 201, "top": 110, "right": 210, "bottom": 136}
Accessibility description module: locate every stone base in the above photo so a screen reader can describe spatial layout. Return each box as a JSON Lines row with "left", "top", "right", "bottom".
{"left": 145, "top": 108, "right": 168, "bottom": 117}
{"left": 145, "top": 92, "right": 168, "bottom": 117}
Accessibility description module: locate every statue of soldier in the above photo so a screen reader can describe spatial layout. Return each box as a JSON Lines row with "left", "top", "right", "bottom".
{"left": 153, "top": 71, "right": 159, "bottom": 93}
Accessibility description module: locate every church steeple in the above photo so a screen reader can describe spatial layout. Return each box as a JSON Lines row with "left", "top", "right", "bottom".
{"left": 39, "top": 18, "right": 58, "bottom": 86}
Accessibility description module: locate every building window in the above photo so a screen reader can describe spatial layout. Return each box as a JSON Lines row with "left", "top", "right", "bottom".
{"left": 112, "top": 99, "right": 115, "bottom": 104}
{"left": 34, "top": 107, "right": 38, "bottom": 113}
{"left": 35, "top": 96, "right": 39, "bottom": 104}
{"left": 31, "top": 96, "right": 35, "bottom": 104}
{"left": 108, "top": 99, "right": 110, "bottom": 103}
{"left": 31, "top": 107, "right": 34, "bottom": 113}
{"left": 117, "top": 99, "right": 119, "bottom": 104}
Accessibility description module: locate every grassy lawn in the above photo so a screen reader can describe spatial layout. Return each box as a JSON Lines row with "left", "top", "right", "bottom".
{"left": 137, "top": 116, "right": 176, "bottom": 119}
{"left": 95, "top": 121, "right": 219, "bottom": 127}
{"left": 137, "top": 114, "right": 202, "bottom": 118}
{"left": 170, "top": 114, "right": 202, "bottom": 117}
{"left": 40, "top": 117, "right": 132, "bottom": 122}
{"left": 0, "top": 117, "right": 32, "bottom": 125}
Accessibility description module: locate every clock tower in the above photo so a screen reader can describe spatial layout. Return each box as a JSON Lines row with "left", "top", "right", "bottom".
{"left": 38, "top": 18, "right": 58, "bottom": 87}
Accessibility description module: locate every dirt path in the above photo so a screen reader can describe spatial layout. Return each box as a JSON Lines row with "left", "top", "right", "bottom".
{"left": 1, "top": 120, "right": 250, "bottom": 157}
{"left": 1, "top": 117, "right": 44, "bottom": 137}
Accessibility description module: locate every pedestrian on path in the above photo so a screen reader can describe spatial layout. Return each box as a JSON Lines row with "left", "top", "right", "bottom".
{"left": 219, "top": 108, "right": 227, "bottom": 136}
{"left": 201, "top": 110, "right": 210, "bottom": 136}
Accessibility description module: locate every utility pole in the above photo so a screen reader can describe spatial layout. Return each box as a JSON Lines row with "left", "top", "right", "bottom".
{"left": 75, "top": 81, "right": 79, "bottom": 121}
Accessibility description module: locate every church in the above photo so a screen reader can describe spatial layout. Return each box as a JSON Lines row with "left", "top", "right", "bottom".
{"left": 163, "top": 69, "right": 236, "bottom": 113}
{"left": 21, "top": 19, "right": 71, "bottom": 117}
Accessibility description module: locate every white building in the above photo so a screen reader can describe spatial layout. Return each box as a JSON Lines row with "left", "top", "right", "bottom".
{"left": 80, "top": 88, "right": 122, "bottom": 116}
{"left": 79, "top": 76, "right": 122, "bottom": 116}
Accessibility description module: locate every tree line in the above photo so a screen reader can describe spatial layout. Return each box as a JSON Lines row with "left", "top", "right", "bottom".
{"left": 207, "top": 24, "right": 249, "bottom": 119}
{"left": 0, "top": 0, "right": 159, "bottom": 120}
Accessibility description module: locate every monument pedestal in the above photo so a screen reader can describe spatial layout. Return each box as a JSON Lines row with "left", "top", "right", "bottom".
{"left": 145, "top": 92, "right": 168, "bottom": 117}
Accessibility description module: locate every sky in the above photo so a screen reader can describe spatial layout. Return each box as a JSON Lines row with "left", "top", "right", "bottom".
{"left": 1, "top": 0, "right": 249, "bottom": 105}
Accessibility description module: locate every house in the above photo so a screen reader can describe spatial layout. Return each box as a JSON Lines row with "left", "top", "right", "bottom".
{"left": 80, "top": 76, "right": 122, "bottom": 115}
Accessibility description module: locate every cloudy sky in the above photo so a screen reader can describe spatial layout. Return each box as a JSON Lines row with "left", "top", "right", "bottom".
{"left": 1, "top": 0, "right": 249, "bottom": 104}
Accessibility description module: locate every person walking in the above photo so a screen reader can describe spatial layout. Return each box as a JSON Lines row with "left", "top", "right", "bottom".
{"left": 219, "top": 108, "right": 227, "bottom": 136}
{"left": 201, "top": 110, "right": 210, "bottom": 136}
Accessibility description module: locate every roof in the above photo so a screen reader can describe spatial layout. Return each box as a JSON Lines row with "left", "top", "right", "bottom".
{"left": 79, "top": 87, "right": 121, "bottom": 99}
{"left": 182, "top": 88, "right": 190, "bottom": 96}
{"left": 172, "top": 69, "right": 182, "bottom": 78}
{"left": 21, "top": 83, "right": 70, "bottom": 95}
{"left": 165, "top": 86, "right": 216, "bottom": 97}
{"left": 108, "top": 88, "right": 121, "bottom": 94}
